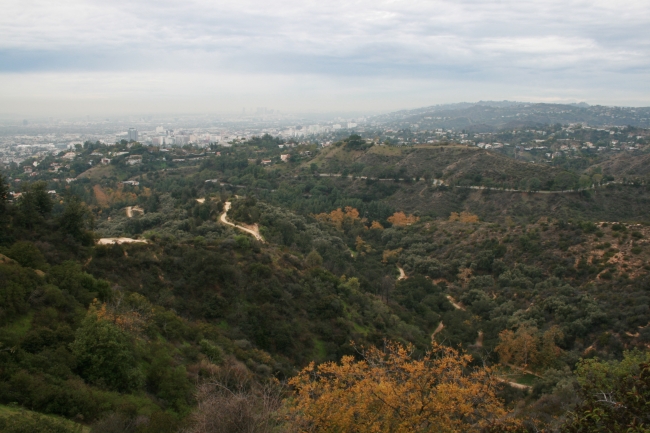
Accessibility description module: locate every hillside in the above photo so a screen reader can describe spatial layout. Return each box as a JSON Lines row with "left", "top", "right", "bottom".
{"left": 593, "top": 152, "right": 650, "bottom": 179}
{"left": 372, "top": 102, "right": 650, "bottom": 130}
{"left": 2, "top": 136, "right": 650, "bottom": 431}
{"left": 315, "top": 144, "right": 559, "bottom": 186}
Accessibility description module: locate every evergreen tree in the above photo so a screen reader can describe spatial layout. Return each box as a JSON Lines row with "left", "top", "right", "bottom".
{"left": 58, "top": 195, "right": 92, "bottom": 243}
{"left": 17, "top": 181, "right": 52, "bottom": 228}
{"left": 0, "top": 172, "right": 8, "bottom": 216}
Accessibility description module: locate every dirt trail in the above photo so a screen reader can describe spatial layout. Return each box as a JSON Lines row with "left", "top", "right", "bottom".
{"left": 474, "top": 331, "right": 484, "bottom": 348}
{"left": 125, "top": 206, "right": 144, "bottom": 218}
{"left": 505, "top": 364, "right": 543, "bottom": 378}
{"left": 495, "top": 377, "right": 531, "bottom": 390}
{"left": 431, "top": 321, "right": 444, "bottom": 340}
{"left": 397, "top": 266, "right": 407, "bottom": 280}
{"left": 97, "top": 238, "right": 147, "bottom": 245}
{"left": 220, "top": 202, "right": 265, "bottom": 242}
{"left": 446, "top": 295, "right": 465, "bottom": 310}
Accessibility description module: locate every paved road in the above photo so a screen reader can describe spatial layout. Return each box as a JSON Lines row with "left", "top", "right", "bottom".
{"left": 220, "top": 202, "right": 265, "bottom": 242}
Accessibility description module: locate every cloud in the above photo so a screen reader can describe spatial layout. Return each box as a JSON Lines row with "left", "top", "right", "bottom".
{"left": 1, "top": 0, "right": 649, "bottom": 114}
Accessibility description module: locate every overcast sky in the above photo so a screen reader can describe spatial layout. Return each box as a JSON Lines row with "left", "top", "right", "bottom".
{"left": 1, "top": 0, "right": 649, "bottom": 117}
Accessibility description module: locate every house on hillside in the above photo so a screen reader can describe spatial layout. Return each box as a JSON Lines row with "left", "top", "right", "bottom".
{"left": 126, "top": 155, "right": 142, "bottom": 165}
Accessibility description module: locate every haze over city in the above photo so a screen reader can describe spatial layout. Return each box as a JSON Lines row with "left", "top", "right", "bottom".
{"left": 1, "top": 0, "right": 650, "bottom": 118}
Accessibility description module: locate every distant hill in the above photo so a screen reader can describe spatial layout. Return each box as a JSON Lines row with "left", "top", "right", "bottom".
{"left": 593, "top": 152, "right": 650, "bottom": 179}
{"left": 309, "top": 144, "right": 650, "bottom": 223}
{"left": 373, "top": 102, "right": 650, "bottom": 130}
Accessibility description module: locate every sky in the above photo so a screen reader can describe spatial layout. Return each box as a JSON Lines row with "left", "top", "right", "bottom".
{"left": 1, "top": 0, "right": 649, "bottom": 117}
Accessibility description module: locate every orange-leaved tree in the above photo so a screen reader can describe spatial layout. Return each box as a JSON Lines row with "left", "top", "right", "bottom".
{"left": 370, "top": 220, "right": 384, "bottom": 230}
{"left": 495, "top": 325, "right": 563, "bottom": 371}
{"left": 285, "top": 341, "right": 515, "bottom": 432}
{"left": 387, "top": 211, "right": 419, "bottom": 227}
{"left": 449, "top": 211, "right": 479, "bottom": 223}
{"left": 313, "top": 206, "right": 360, "bottom": 229}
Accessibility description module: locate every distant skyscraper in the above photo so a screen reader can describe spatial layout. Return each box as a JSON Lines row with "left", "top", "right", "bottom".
{"left": 128, "top": 128, "right": 138, "bottom": 142}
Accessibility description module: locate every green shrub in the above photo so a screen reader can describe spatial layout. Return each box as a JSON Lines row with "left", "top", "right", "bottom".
{"left": 0, "top": 411, "right": 81, "bottom": 433}
{"left": 199, "top": 339, "right": 223, "bottom": 364}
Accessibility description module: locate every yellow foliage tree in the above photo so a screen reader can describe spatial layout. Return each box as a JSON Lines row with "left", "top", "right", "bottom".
{"left": 495, "top": 325, "right": 562, "bottom": 370}
{"left": 459, "top": 211, "right": 479, "bottom": 223}
{"left": 382, "top": 248, "right": 402, "bottom": 264}
{"left": 314, "top": 207, "right": 361, "bottom": 229}
{"left": 370, "top": 220, "right": 384, "bottom": 230}
{"left": 495, "top": 326, "right": 539, "bottom": 369}
{"left": 285, "top": 341, "right": 513, "bottom": 432}
{"left": 344, "top": 206, "right": 360, "bottom": 220}
{"left": 329, "top": 208, "right": 345, "bottom": 228}
{"left": 387, "top": 211, "right": 419, "bottom": 227}
{"left": 449, "top": 211, "right": 479, "bottom": 223}
{"left": 355, "top": 236, "right": 372, "bottom": 254}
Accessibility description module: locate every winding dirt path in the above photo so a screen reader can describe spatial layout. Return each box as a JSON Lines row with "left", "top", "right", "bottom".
{"left": 446, "top": 295, "right": 465, "bottom": 311}
{"left": 474, "top": 331, "right": 484, "bottom": 348}
{"left": 495, "top": 377, "right": 531, "bottom": 390}
{"left": 431, "top": 321, "right": 444, "bottom": 341}
{"left": 220, "top": 202, "right": 265, "bottom": 242}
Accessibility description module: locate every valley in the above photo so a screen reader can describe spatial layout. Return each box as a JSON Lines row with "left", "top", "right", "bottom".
{"left": 1, "top": 123, "right": 650, "bottom": 432}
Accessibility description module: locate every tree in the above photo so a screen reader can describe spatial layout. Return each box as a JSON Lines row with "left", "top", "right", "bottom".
{"left": 286, "top": 341, "right": 514, "bottom": 432}
{"left": 495, "top": 325, "right": 539, "bottom": 369}
{"left": 58, "top": 195, "right": 92, "bottom": 243}
{"left": 528, "top": 177, "right": 541, "bottom": 191}
{"left": 579, "top": 175, "right": 592, "bottom": 189}
{"left": 459, "top": 211, "right": 479, "bottom": 223}
{"left": 496, "top": 325, "right": 563, "bottom": 370}
{"left": 592, "top": 173, "right": 603, "bottom": 185}
{"left": 4, "top": 241, "right": 47, "bottom": 270}
{"left": 0, "top": 172, "right": 8, "bottom": 216}
{"left": 17, "top": 181, "right": 52, "bottom": 227}
{"left": 70, "top": 309, "right": 144, "bottom": 392}
{"left": 449, "top": 211, "right": 478, "bottom": 223}
{"left": 313, "top": 207, "right": 360, "bottom": 229}
{"left": 306, "top": 250, "right": 323, "bottom": 267}
{"left": 561, "top": 353, "right": 650, "bottom": 433}
{"left": 387, "top": 211, "right": 419, "bottom": 226}
{"left": 345, "top": 134, "right": 370, "bottom": 150}
{"left": 370, "top": 221, "right": 384, "bottom": 230}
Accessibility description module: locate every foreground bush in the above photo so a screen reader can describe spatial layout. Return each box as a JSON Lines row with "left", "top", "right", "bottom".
{"left": 0, "top": 411, "right": 82, "bottom": 433}
{"left": 285, "top": 341, "right": 516, "bottom": 432}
